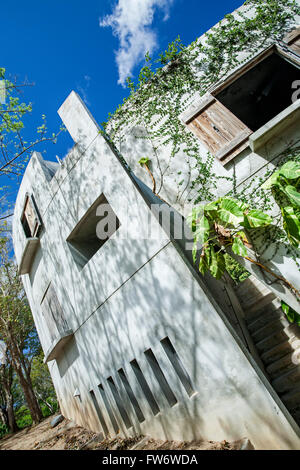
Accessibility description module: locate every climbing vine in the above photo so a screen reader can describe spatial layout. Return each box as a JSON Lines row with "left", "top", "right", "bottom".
{"left": 101, "top": 0, "right": 300, "bottom": 287}
{"left": 103, "top": 0, "right": 299, "bottom": 162}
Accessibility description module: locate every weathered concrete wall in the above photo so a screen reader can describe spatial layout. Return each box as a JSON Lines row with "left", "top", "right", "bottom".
{"left": 108, "top": 2, "right": 300, "bottom": 313}
{"left": 12, "top": 90, "right": 300, "bottom": 449}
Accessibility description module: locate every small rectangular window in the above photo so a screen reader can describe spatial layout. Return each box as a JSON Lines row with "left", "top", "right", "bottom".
{"left": 41, "top": 284, "right": 68, "bottom": 341}
{"left": 98, "top": 384, "right": 119, "bottom": 434}
{"left": 21, "top": 194, "right": 42, "bottom": 238}
{"left": 107, "top": 377, "right": 132, "bottom": 429}
{"left": 117, "top": 368, "right": 145, "bottom": 423}
{"left": 130, "top": 359, "right": 160, "bottom": 416}
{"left": 67, "top": 193, "right": 120, "bottom": 270}
{"left": 160, "top": 337, "right": 195, "bottom": 397}
{"left": 144, "top": 349, "right": 177, "bottom": 407}
{"left": 89, "top": 390, "right": 109, "bottom": 435}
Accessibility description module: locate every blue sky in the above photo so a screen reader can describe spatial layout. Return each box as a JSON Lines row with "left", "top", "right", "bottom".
{"left": 1, "top": 0, "right": 243, "bottom": 200}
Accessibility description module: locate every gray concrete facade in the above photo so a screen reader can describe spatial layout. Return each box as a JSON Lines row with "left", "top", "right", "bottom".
{"left": 12, "top": 89, "right": 300, "bottom": 449}
{"left": 12, "top": 2, "right": 300, "bottom": 449}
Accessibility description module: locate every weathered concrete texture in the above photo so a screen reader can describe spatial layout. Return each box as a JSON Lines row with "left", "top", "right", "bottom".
{"left": 109, "top": 4, "right": 300, "bottom": 314}
{"left": 12, "top": 89, "right": 300, "bottom": 450}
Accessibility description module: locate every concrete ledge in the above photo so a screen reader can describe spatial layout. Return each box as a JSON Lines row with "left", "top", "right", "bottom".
{"left": 249, "top": 99, "right": 300, "bottom": 152}
{"left": 18, "top": 237, "right": 40, "bottom": 275}
{"left": 44, "top": 330, "right": 74, "bottom": 363}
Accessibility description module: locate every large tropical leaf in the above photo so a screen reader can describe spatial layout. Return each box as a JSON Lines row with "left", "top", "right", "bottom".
{"left": 209, "top": 247, "right": 226, "bottom": 280}
{"left": 284, "top": 185, "right": 300, "bottom": 208}
{"left": 218, "top": 198, "right": 244, "bottom": 227}
{"left": 232, "top": 236, "right": 248, "bottom": 257}
{"left": 279, "top": 161, "right": 300, "bottom": 180}
{"left": 204, "top": 200, "right": 219, "bottom": 212}
{"left": 282, "top": 206, "right": 300, "bottom": 247}
{"left": 192, "top": 239, "right": 198, "bottom": 264}
{"left": 194, "top": 215, "right": 210, "bottom": 243}
{"left": 199, "top": 253, "right": 209, "bottom": 275}
{"left": 243, "top": 210, "right": 272, "bottom": 229}
{"left": 187, "top": 206, "right": 203, "bottom": 232}
{"left": 262, "top": 170, "right": 280, "bottom": 189}
{"left": 281, "top": 301, "right": 300, "bottom": 326}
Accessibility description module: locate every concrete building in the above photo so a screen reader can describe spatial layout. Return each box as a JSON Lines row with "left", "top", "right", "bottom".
{"left": 12, "top": 3, "right": 300, "bottom": 449}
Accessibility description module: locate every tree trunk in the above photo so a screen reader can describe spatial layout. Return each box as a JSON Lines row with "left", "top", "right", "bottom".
{"left": 5, "top": 392, "right": 18, "bottom": 433}
{"left": 0, "top": 406, "right": 8, "bottom": 427}
{"left": 15, "top": 367, "right": 43, "bottom": 424}
{"left": 35, "top": 391, "right": 54, "bottom": 414}
{"left": 7, "top": 334, "right": 43, "bottom": 425}
{"left": 0, "top": 364, "right": 19, "bottom": 433}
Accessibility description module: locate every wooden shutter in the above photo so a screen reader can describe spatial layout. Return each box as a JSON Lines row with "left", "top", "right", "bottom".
{"left": 41, "top": 284, "right": 68, "bottom": 340}
{"left": 284, "top": 27, "right": 300, "bottom": 55}
{"left": 185, "top": 93, "right": 252, "bottom": 165}
{"left": 21, "top": 194, "right": 42, "bottom": 238}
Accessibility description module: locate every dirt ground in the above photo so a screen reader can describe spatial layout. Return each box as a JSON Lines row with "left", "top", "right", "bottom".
{"left": 0, "top": 414, "right": 254, "bottom": 451}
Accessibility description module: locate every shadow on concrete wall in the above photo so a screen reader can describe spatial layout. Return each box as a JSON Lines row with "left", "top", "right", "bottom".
{"left": 34, "top": 126, "right": 300, "bottom": 448}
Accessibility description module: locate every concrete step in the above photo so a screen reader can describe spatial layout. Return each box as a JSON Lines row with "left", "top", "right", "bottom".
{"left": 271, "top": 365, "right": 300, "bottom": 394}
{"left": 243, "top": 293, "right": 277, "bottom": 321}
{"left": 255, "top": 324, "right": 300, "bottom": 354}
{"left": 281, "top": 385, "right": 300, "bottom": 409}
{"left": 251, "top": 316, "right": 290, "bottom": 344}
{"left": 261, "top": 339, "right": 300, "bottom": 365}
{"left": 247, "top": 306, "right": 283, "bottom": 334}
{"left": 266, "top": 348, "right": 300, "bottom": 379}
{"left": 234, "top": 275, "right": 270, "bottom": 299}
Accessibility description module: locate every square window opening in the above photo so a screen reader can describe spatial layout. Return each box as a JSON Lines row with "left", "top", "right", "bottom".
{"left": 215, "top": 51, "right": 300, "bottom": 132}
{"left": 67, "top": 193, "right": 120, "bottom": 270}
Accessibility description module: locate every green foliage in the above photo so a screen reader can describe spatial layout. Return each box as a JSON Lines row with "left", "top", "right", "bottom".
{"left": 100, "top": 1, "right": 299, "bottom": 276}
{"left": 103, "top": 0, "right": 299, "bottom": 175}
{"left": 0, "top": 422, "right": 9, "bottom": 439}
{"left": 281, "top": 300, "right": 300, "bottom": 325}
{"left": 30, "top": 352, "right": 58, "bottom": 414}
{"left": 263, "top": 160, "right": 300, "bottom": 247}
{"left": 0, "top": 238, "right": 39, "bottom": 351}
{"left": 224, "top": 254, "right": 250, "bottom": 284}
{"left": 40, "top": 398, "right": 58, "bottom": 417}
{"left": 15, "top": 405, "right": 32, "bottom": 429}
{"left": 189, "top": 196, "right": 272, "bottom": 279}
{"left": 138, "top": 157, "right": 150, "bottom": 166}
{"left": 0, "top": 69, "right": 65, "bottom": 210}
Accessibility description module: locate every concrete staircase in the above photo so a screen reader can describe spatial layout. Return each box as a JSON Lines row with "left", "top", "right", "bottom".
{"left": 233, "top": 275, "right": 300, "bottom": 427}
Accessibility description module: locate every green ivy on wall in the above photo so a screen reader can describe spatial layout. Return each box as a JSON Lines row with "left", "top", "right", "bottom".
{"left": 101, "top": 0, "right": 300, "bottom": 288}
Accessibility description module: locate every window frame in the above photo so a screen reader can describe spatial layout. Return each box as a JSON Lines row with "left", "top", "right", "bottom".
{"left": 181, "top": 42, "right": 300, "bottom": 165}
{"left": 20, "top": 193, "right": 42, "bottom": 238}
{"left": 66, "top": 192, "right": 121, "bottom": 270}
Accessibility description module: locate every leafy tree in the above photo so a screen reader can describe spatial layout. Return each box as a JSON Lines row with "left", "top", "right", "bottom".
{"left": 0, "top": 68, "right": 63, "bottom": 183}
{"left": 30, "top": 352, "right": 58, "bottom": 415}
{"left": 188, "top": 196, "right": 272, "bottom": 280}
{"left": 0, "top": 68, "right": 64, "bottom": 233}
{"left": 0, "top": 238, "right": 43, "bottom": 424}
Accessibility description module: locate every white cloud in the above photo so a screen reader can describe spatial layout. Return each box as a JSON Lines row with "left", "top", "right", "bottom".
{"left": 100, "top": 0, "right": 174, "bottom": 86}
{"left": 77, "top": 75, "right": 91, "bottom": 106}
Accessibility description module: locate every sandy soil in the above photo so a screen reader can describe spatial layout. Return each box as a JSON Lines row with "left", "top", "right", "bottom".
{"left": 0, "top": 414, "right": 254, "bottom": 451}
